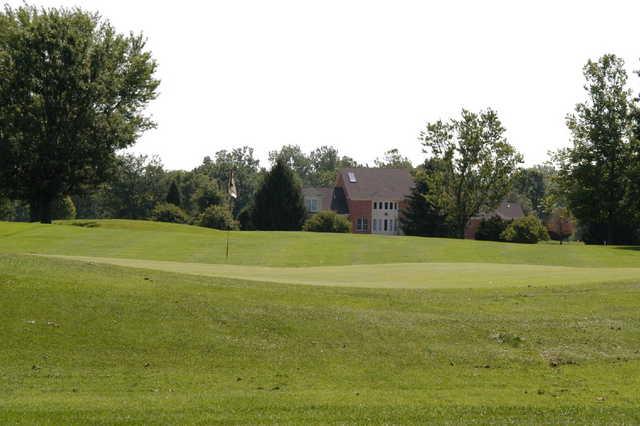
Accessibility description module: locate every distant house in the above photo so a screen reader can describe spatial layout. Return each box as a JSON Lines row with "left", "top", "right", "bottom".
{"left": 302, "top": 168, "right": 413, "bottom": 235}
{"left": 464, "top": 201, "right": 525, "bottom": 239}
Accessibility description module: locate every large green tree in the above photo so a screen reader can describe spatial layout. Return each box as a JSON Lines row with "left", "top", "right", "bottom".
{"left": 251, "top": 159, "right": 306, "bottom": 231}
{"left": 555, "top": 54, "right": 640, "bottom": 244}
{"left": 420, "top": 109, "right": 523, "bottom": 238}
{"left": 0, "top": 5, "right": 159, "bottom": 223}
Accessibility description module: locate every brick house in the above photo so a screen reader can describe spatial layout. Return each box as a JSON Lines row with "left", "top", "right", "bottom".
{"left": 302, "top": 168, "right": 413, "bottom": 235}
{"left": 463, "top": 201, "right": 525, "bottom": 239}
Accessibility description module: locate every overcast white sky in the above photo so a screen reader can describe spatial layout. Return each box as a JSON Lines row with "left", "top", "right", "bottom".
{"left": 12, "top": 0, "right": 640, "bottom": 170}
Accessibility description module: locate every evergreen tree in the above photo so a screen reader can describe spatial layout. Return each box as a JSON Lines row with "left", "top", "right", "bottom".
{"left": 251, "top": 159, "right": 306, "bottom": 230}
{"left": 166, "top": 180, "right": 182, "bottom": 207}
{"left": 400, "top": 166, "right": 449, "bottom": 237}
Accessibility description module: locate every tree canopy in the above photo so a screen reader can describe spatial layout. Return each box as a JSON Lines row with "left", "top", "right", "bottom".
{"left": 555, "top": 54, "right": 640, "bottom": 244}
{"left": 251, "top": 159, "right": 306, "bottom": 231}
{"left": 0, "top": 5, "right": 159, "bottom": 223}
{"left": 420, "top": 109, "right": 523, "bottom": 238}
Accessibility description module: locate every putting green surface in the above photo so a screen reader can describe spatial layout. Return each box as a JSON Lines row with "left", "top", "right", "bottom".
{"left": 41, "top": 254, "right": 640, "bottom": 289}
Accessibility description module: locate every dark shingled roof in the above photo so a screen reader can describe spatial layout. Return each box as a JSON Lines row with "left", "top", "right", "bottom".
{"left": 476, "top": 201, "right": 525, "bottom": 220}
{"left": 494, "top": 201, "right": 525, "bottom": 220}
{"left": 339, "top": 168, "right": 413, "bottom": 200}
{"left": 301, "top": 186, "right": 349, "bottom": 214}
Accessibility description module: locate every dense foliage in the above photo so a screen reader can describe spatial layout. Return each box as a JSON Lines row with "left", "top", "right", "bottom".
{"left": 251, "top": 159, "right": 306, "bottom": 231}
{"left": 268, "top": 145, "right": 362, "bottom": 187}
{"left": 166, "top": 181, "right": 182, "bottom": 207}
{"left": 303, "top": 211, "right": 351, "bottom": 233}
{"left": 546, "top": 207, "right": 575, "bottom": 243}
{"left": 151, "top": 202, "right": 189, "bottom": 224}
{"left": 400, "top": 165, "right": 449, "bottom": 237}
{"left": 0, "top": 5, "right": 159, "bottom": 223}
{"left": 501, "top": 215, "right": 549, "bottom": 244}
{"left": 555, "top": 54, "right": 640, "bottom": 244}
{"left": 420, "top": 109, "right": 523, "bottom": 238}
{"left": 475, "top": 216, "right": 509, "bottom": 241}
{"left": 198, "top": 205, "right": 237, "bottom": 230}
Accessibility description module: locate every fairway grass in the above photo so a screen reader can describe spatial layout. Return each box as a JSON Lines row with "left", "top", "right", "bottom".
{"left": 2, "top": 254, "right": 640, "bottom": 424}
{"left": 40, "top": 254, "right": 640, "bottom": 289}
{"left": 2, "top": 219, "right": 640, "bottom": 267}
{"left": 3, "top": 220, "right": 640, "bottom": 423}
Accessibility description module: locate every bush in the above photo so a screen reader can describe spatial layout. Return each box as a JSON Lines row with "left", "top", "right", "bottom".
{"left": 303, "top": 211, "right": 351, "bottom": 233}
{"left": 500, "top": 215, "right": 549, "bottom": 244}
{"left": 475, "top": 215, "right": 509, "bottom": 241}
{"left": 237, "top": 205, "right": 254, "bottom": 230}
{"left": 151, "top": 202, "right": 189, "bottom": 224}
{"left": 546, "top": 207, "right": 576, "bottom": 243}
{"left": 198, "top": 205, "right": 237, "bottom": 230}
{"left": 52, "top": 195, "right": 77, "bottom": 220}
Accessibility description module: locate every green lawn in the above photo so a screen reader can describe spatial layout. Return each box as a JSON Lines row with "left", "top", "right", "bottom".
{"left": 2, "top": 220, "right": 640, "bottom": 424}
{"left": 1, "top": 219, "right": 640, "bottom": 267}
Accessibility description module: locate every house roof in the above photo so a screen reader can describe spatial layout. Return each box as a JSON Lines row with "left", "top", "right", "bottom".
{"left": 477, "top": 201, "right": 525, "bottom": 220}
{"left": 301, "top": 186, "right": 349, "bottom": 214}
{"left": 338, "top": 168, "right": 413, "bottom": 200}
{"left": 302, "top": 187, "right": 332, "bottom": 200}
{"left": 494, "top": 201, "right": 525, "bottom": 220}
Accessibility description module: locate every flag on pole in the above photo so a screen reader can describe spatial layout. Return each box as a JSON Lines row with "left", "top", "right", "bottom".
{"left": 228, "top": 170, "right": 237, "bottom": 199}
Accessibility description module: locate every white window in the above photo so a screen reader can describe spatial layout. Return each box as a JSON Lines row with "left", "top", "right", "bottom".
{"left": 384, "top": 202, "right": 389, "bottom": 210}
{"left": 305, "top": 198, "right": 319, "bottom": 212}
{"left": 394, "top": 202, "right": 398, "bottom": 210}
{"left": 356, "top": 217, "right": 368, "bottom": 232}
{"left": 373, "top": 219, "right": 378, "bottom": 231}
{"left": 373, "top": 202, "right": 377, "bottom": 209}
{"left": 348, "top": 172, "right": 357, "bottom": 183}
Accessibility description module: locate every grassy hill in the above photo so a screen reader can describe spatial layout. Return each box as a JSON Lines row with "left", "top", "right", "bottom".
{"left": 1, "top": 219, "right": 640, "bottom": 267}
{"left": 2, "top": 220, "right": 640, "bottom": 423}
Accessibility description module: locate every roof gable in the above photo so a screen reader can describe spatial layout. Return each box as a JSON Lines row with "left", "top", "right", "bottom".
{"left": 339, "top": 168, "right": 413, "bottom": 200}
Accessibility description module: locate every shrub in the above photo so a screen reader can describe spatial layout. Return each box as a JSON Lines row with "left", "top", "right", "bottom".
{"left": 198, "top": 205, "right": 237, "bottom": 230}
{"left": 546, "top": 207, "right": 576, "bottom": 243}
{"left": 303, "top": 211, "right": 351, "bottom": 233}
{"left": 151, "top": 202, "right": 189, "bottom": 224}
{"left": 475, "top": 215, "right": 509, "bottom": 241}
{"left": 500, "top": 215, "right": 549, "bottom": 244}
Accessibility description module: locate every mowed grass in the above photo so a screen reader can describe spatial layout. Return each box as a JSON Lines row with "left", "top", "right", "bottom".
{"left": 1, "top": 219, "right": 640, "bottom": 267}
{"left": 41, "top": 255, "right": 640, "bottom": 289}
{"left": 3, "top": 220, "right": 640, "bottom": 423}
{"left": 2, "top": 254, "right": 640, "bottom": 424}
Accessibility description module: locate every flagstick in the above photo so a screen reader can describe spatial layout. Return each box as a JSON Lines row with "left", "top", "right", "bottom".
{"left": 226, "top": 168, "right": 237, "bottom": 262}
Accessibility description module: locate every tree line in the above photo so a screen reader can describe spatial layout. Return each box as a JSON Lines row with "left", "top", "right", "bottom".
{"left": 2, "top": 5, "right": 640, "bottom": 244}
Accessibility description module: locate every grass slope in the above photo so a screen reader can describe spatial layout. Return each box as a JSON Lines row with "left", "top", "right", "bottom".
{"left": 2, "top": 254, "right": 640, "bottom": 424}
{"left": 1, "top": 219, "right": 640, "bottom": 267}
